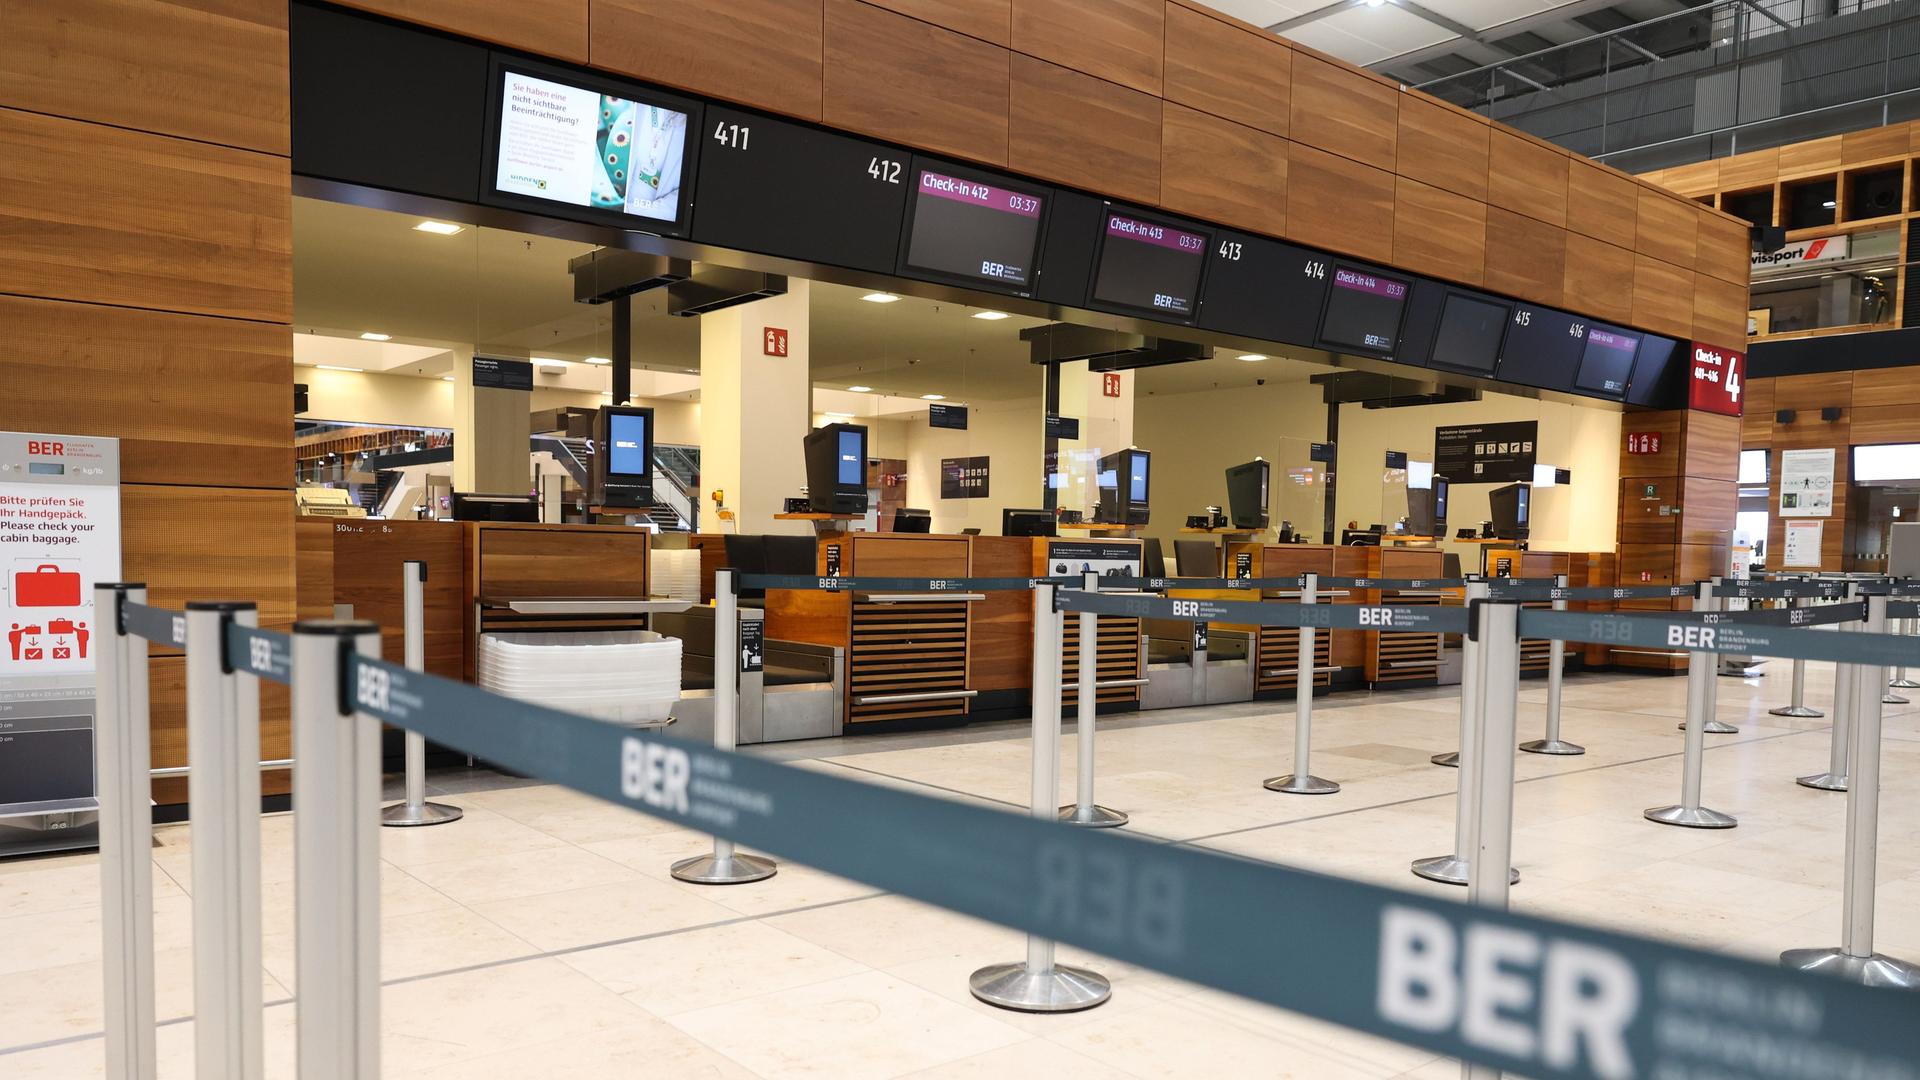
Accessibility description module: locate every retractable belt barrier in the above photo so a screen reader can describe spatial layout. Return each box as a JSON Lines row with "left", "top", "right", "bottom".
{"left": 1713, "top": 580, "right": 1855, "bottom": 600}
{"left": 1054, "top": 588, "right": 1469, "bottom": 634}
{"left": 121, "top": 601, "right": 184, "bottom": 648}
{"left": 740, "top": 574, "right": 1077, "bottom": 592}
{"left": 224, "top": 623, "right": 292, "bottom": 684}
{"left": 1521, "top": 608, "right": 1915, "bottom": 667}
{"left": 1890, "top": 600, "right": 1920, "bottom": 621}
{"left": 1485, "top": 583, "right": 1695, "bottom": 602}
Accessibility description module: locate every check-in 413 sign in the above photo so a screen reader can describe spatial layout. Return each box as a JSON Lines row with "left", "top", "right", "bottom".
{"left": 1687, "top": 343, "right": 1744, "bottom": 416}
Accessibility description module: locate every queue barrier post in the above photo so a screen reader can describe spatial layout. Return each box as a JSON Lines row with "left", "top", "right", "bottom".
{"left": 1520, "top": 574, "right": 1583, "bottom": 756}
{"left": 1646, "top": 582, "right": 1738, "bottom": 829}
{"left": 383, "top": 560, "right": 462, "bottom": 827}
{"left": 1463, "top": 599, "right": 1523, "bottom": 1080}
{"left": 1060, "top": 572, "right": 1126, "bottom": 827}
{"left": 292, "top": 619, "right": 383, "bottom": 1080}
{"left": 1415, "top": 581, "right": 1516, "bottom": 886}
{"left": 673, "top": 568, "right": 777, "bottom": 884}
{"left": 1430, "top": 577, "right": 1478, "bottom": 772}
{"left": 1798, "top": 583, "right": 1860, "bottom": 793}
{"left": 1266, "top": 571, "right": 1338, "bottom": 794}
{"left": 972, "top": 582, "right": 1111, "bottom": 1012}
{"left": 1770, "top": 595, "right": 1826, "bottom": 719}
{"left": 1891, "top": 616, "right": 1919, "bottom": 689}
{"left": 1678, "top": 578, "right": 1739, "bottom": 736}
{"left": 96, "top": 584, "right": 156, "bottom": 1080}
{"left": 1782, "top": 594, "right": 1920, "bottom": 988}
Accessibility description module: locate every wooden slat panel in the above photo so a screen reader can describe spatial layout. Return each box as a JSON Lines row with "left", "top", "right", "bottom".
{"left": 1681, "top": 409, "right": 1740, "bottom": 482}
{"left": 1679, "top": 477, "right": 1736, "bottom": 547}
{"left": 1565, "top": 160, "right": 1638, "bottom": 242}
{"left": 1562, "top": 233, "right": 1635, "bottom": 326}
{"left": 1743, "top": 378, "right": 1775, "bottom": 447}
{"left": 1635, "top": 185, "right": 1698, "bottom": 267}
{"left": 1256, "top": 612, "right": 1332, "bottom": 692}
{"left": 1288, "top": 53, "right": 1397, "bottom": 169}
{"left": 342, "top": 0, "right": 586, "bottom": 60}
{"left": 1393, "top": 178, "right": 1484, "bottom": 286}
{"left": 0, "top": 108, "right": 291, "bottom": 323}
{"left": 1778, "top": 134, "right": 1842, "bottom": 178}
{"left": 332, "top": 519, "right": 466, "bottom": 679}
{"left": 1483, "top": 207, "right": 1566, "bottom": 308}
{"left": 1695, "top": 209, "right": 1752, "bottom": 286}
{"left": 967, "top": 536, "right": 1034, "bottom": 692}
{"left": 472, "top": 523, "right": 649, "bottom": 599}
{"left": 123, "top": 486, "right": 295, "bottom": 634}
{"left": 1010, "top": 0, "right": 1163, "bottom": 94}
{"left": 1487, "top": 129, "right": 1567, "bottom": 228}
{"left": 1159, "top": 104, "right": 1287, "bottom": 237}
{"left": 1163, "top": 3, "right": 1290, "bottom": 137}
{"left": 1010, "top": 53, "right": 1159, "bottom": 205}
{"left": 0, "top": 0, "right": 289, "bottom": 154}
{"left": 1286, "top": 144, "right": 1394, "bottom": 264}
{"left": 1842, "top": 124, "right": 1910, "bottom": 164}
{"left": 863, "top": 0, "right": 1010, "bottom": 44}
{"left": 1849, "top": 405, "right": 1920, "bottom": 446}
{"left": 1655, "top": 159, "right": 1718, "bottom": 197}
{"left": 1630, "top": 255, "right": 1695, "bottom": 340}
{"left": 824, "top": 0, "right": 1010, "bottom": 164}
{"left": 1395, "top": 93, "right": 1488, "bottom": 202}
{"left": 295, "top": 518, "right": 334, "bottom": 622}
{"left": 1771, "top": 370, "right": 1853, "bottom": 412}
{"left": 1692, "top": 273, "right": 1748, "bottom": 351}
{"left": 595, "top": 0, "right": 824, "bottom": 121}
{"left": 1851, "top": 368, "right": 1920, "bottom": 408}
{"left": 0, "top": 295, "right": 291, "bottom": 489}
{"left": 850, "top": 534, "right": 971, "bottom": 574}
{"left": 1717, "top": 147, "right": 1779, "bottom": 191}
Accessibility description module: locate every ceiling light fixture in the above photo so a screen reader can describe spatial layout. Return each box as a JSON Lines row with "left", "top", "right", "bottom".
{"left": 413, "top": 220, "right": 464, "bottom": 236}
{"left": 861, "top": 292, "right": 900, "bottom": 304}
{"left": 1822, "top": 200, "right": 1837, "bottom": 209}
{"left": 972, "top": 310, "right": 1010, "bottom": 320}
{"left": 315, "top": 364, "right": 364, "bottom": 373}
{"left": 921, "top": 393, "right": 946, "bottom": 401}
{"left": 824, "top": 411, "right": 855, "bottom": 419}
{"left": 584, "top": 356, "right": 612, "bottom": 365}
{"left": 442, "top": 375, "right": 455, "bottom": 382}
{"left": 1238, "top": 353, "right": 1268, "bottom": 362}
{"left": 848, "top": 385, "right": 873, "bottom": 393}
{"left": 1364, "top": 0, "right": 1386, "bottom": 8}
{"left": 359, "top": 332, "right": 391, "bottom": 341}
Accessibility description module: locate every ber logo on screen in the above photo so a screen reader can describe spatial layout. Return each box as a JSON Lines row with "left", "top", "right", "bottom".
{"left": 1687, "top": 343, "right": 1744, "bottom": 416}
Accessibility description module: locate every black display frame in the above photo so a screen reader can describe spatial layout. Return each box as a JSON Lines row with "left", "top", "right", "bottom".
{"left": 1424, "top": 288, "right": 1514, "bottom": 377}
{"left": 1315, "top": 261, "right": 1415, "bottom": 358}
{"left": 479, "top": 54, "right": 705, "bottom": 238}
{"left": 1572, "top": 322, "right": 1644, "bottom": 400}
{"left": 894, "top": 156, "right": 1054, "bottom": 299}
{"left": 1085, "top": 204, "right": 1214, "bottom": 325}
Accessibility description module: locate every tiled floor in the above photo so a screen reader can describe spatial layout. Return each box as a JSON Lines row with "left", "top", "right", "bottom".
{"left": 4, "top": 661, "right": 1918, "bottom": 1078}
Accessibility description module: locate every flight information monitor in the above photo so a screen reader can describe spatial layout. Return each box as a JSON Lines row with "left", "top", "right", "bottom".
{"left": 1089, "top": 210, "right": 1210, "bottom": 321}
{"left": 1426, "top": 292, "right": 1511, "bottom": 376}
{"left": 1495, "top": 305, "right": 1588, "bottom": 392}
{"left": 1574, "top": 325, "right": 1641, "bottom": 397}
{"left": 899, "top": 163, "right": 1048, "bottom": 294}
{"left": 1316, "top": 265, "right": 1411, "bottom": 356}
{"left": 1196, "top": 232, "right": 1331, "bottom": 347}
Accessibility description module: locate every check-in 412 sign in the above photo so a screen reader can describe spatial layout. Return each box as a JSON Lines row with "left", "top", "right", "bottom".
{"left": 1687, "top": 343, "right": 1744, "bottom": 416}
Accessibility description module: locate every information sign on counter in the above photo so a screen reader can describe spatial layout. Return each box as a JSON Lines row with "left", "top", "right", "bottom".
{"left": 1435, "top": 422, "right": 1537, "bottom": 483}
{"left": 1779, "top": 449, "right": 1835, "bottom": 517}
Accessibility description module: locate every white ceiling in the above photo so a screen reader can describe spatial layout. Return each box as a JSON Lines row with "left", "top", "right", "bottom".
{"left": 1198, "top": 0, "right": 1638, "bottom": 71}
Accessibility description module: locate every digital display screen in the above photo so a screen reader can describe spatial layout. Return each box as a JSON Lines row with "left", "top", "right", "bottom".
{"left": 1428, "top": 294, "right": 1510, "bottom": 375}
{"left": 1516, "top": 487, "right": 1530, "bottom": 523}
{"left": 1625, "top": 336, "right": 1682, "bottom": 407}
{"left": 928, "top": 403, "right": 968, "bottom": 430}
{"left": 901, "top": 167, "right": 1046, "bottom": 292}
{"left": 1196, "top": 232, "right": 1329, "bottom": 346}
{"left": 607, "top": 413, "right": 648, "bottom": 476}
{"left": 1317, "top": 266, "right": 1411, "bottom": 356}
{"left": 1129, "top": 455, "right": 1149, "bottom": 503}
{"left": 1495, "top": 306, "right": 1589, "bottom": 392}
{"left": 1575, "top": 326, "right": 1641, "bottom": 396}
{"left": 26, "top": 462, "right": 65, "bottom": 476}
{"left": 492, "top": 68, "right": 691, "bottom": 226}
{"left": 1090, "top": 211, "right": 1209, "bottom": 319}
{"left": 837, "top": 430, "right": 864, "bottom": 486}
{"left": 1434, "top": 479, "right": 1449, "bottom": 520}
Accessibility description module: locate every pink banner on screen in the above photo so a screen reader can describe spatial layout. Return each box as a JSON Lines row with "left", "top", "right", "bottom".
{"left": 1105, "top": 214, "right": 1207, "bottom": 253}
{"left": 1332, "top": 268, "right": 1408, "bottom": 299}
{"left": 918, "top": 171, "right": 1043, "bottom": 218}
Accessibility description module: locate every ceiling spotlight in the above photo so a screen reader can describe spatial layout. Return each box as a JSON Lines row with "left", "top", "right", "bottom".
{"left": 824, "top": 411, "right": 855, "bottom": 419}
{"left": 413, "top": 220, "right": 464, "bottom": 235}
{"left": 972, "top": 310, "right": 1011, "bottom": 320}
{"left": 922, "top": 393, "right": 946, "bottom": 401}
{"left": 1822, "top": 200, "right": 1837, "bottom": 209}
{"left": 359, "top": 332, "right": 391, "bottom": 341}
{"left": 1364, "top": 0, "right": 1386, "bottom": 8}
{"left": 315, "top": 364, "right": 364, "bottom": 373}
{"left": 441, "top": 375, "right": 455, "bottom": 382}
{"left": 1238, "top": 353, "right": 1268, "bottom": 362}
{"left": 860, "top": 292, "right": 900, "bottom": 304}
{"left": 584, "top": 356, "right": 612, "bottom": 365}
{"left": 848, "top": 385, "right": 873, "bottom": 393}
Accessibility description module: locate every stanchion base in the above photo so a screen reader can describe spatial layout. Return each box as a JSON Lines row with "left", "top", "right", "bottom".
{"left": 1780, "top": 948, "right": 1920, "bottom": 990}
{"left": 1430, "top": 751, "right": 1459, "bottom": 768}
{"left": 1769, "top": 705, "right": 1825, "bottom": 718}
{"left": 1891, "top": 678, "right": 1920, "bottom": 690}
{"left": 670, "top": 851, "right": 777, "bottom": 885}
{"left": 1884, "top": 692, "right": 1910, "bottom": 705}
{"left": 1679, "top": 720, "right": 1739, "bottom": 734}
{"left": 1643, "top": 804, "right": 1737, "bottom": 829}
{"left": 1519, "top": 739, "right": 1585, "bottom": 756}
{"left": 968, "top": 962, "right": 1112, "bottom": 1012}
{"left": 380, "top": 800, "right": 464, "bottom": 828}
{"left": 1264, "top": 774, "right": 1340, "bottom": 795}
{"left": 1795, "top": 771, "right": 1848, "bottom": 792}
{"left": 1057, "top": 804, "right": 1129, "bottom": 828}
{"left": 1410, "top": 855, "right": 1519, "bottom": 886}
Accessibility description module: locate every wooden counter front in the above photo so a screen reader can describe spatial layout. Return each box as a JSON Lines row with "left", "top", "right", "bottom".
{"left": 330, "top": 519, "right": 466, "bottom": 680}
{"left": 463, "top": 521, "right": 651, "bottom": 679}
{"left": 1361, "top": 546, "right": 1446, "bottom": 686}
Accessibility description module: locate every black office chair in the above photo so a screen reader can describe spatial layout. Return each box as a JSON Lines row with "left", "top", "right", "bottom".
{"left": 1142, "top": 538, "right": 1167, "bottom": 580}
{"left": 764, "top": 534, "right": 817, "bottom": 577}
{"left": 724, "top": 534, "right": 769, "bottom": 604}
{"left": 1442, "top": 552, "right": 1463, "bottom": 580}
{"left": 1174, "top": 539, "right": 1219, "bottom": 578}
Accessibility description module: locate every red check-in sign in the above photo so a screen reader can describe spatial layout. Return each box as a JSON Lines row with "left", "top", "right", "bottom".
{"left": 1687, "top": 343, "right": 1745, "bottom": 416}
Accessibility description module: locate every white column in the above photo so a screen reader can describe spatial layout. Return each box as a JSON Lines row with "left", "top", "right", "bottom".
{"left": 450, "top": 344, "right": 532, "bottom": 494}
{"left": 699, "top": 280, "right": 812, "bottom": 534}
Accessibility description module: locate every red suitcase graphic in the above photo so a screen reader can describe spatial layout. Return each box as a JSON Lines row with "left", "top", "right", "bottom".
{"left": 15, "top": 564, "right": 81, "bottom": 607}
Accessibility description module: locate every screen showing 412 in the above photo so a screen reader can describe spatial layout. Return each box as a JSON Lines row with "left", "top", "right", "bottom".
{"left": 496, "top": 71, "right": 688, "bottom": 222}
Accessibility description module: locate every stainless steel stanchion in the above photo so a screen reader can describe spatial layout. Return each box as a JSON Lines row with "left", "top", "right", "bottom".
{"left": 185, "top": 602, "right": 264, "bottom": 1080}
{"left": 1891, "top": 617, "right": 1919, "bottom": 689}
{"left": 1462, "top": 600, "right": 1523, "bottom": 1080}
{"left": 1798, "top": 599, "right": 1860, "bottom": 792}
{"left": 1061, "top": 572, "right": 1126, "bottom": 826}
{"left": 973, "top": 583, "right": 1111, "bottom": 1012}
{"left": 1676, "top": 579, "right": 1738, "bottom": 735}
{"left": 1520, "top": 574, "right": 1583, "bottom": 756}
{"left": 1414, "top": 583, "right": 1516, "bottom": 886}
{"left": 673, "top": 568, "right": 776, "bottom": 884}
{"left": 96, "top": 584, "right": 156, "bottom": 1080}
{"left": 1646, "top": 584, "right": 1738, "bottom": 829}
{"left": 383, "top": 561, "right": 461, "bottom": 827}
{"left": 1431, "top": 579, "right": 1489, "bottom": 771}
{"left": 1782, "top": 595, "right": 1920, "bottom": 989}
{"left": 293, "top": 619, "right": 383, "bottom": 1080}
{"left": 1770, "top": 596, "right": 1826, "bottom": 718}
{"left": 1267, "top": 572, "right": 1338, "bottom": 794}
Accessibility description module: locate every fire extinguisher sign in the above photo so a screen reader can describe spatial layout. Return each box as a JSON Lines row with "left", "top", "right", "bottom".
{"left": 0, "top": 431, "right": 121, "bottom": 830}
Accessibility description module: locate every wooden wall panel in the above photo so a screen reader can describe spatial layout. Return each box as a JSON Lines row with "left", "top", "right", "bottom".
{"left": 1778, "top": 134, "right": 1842, "bottom": 177}
{"left": 823, "top": 0, "right": 1010, "bottom": 164}
{"left": 1010, "top": 54, "right": 1160, "bottom": 205}
{"left": 1692, "top": 273, "right": 1748, "bottom": 350}
{"left": 1742, "top": 377, "right": 1775, "bottom": 446}
{"left": 1772, "top": 370, "right": 1853, "bottom": 413}
{"left": 1285, "top": 144, "right": 1394, "bottom": 264}
{"left": 1288, "top": 53, "right": 1398, "bottom": 170}
{"left": 1163, "top": 5, "right": 1289, "bottom": 137}
{"left": 0, "top": 295, "right": 291, "bottom": 489}
{"left": 1849, "top": 405, "right": 1920, "bottom": 447}
{"left": 864, "top": 0, "right": 1010, "bottom": 44}
{"left": 332, "top": 520, "right": 466, "bottom": 678}
{"left": 1562, "top": 234, "right": 1635, "bottom": 326}
{"left": 1565, "top": 161, "right": 1638, "bottom": 242}
{"left": 1842, "top": 124, "right": 1909, "bottom": 164}
{"left": 1392, "top": 177, "right": 1485, "bottom": 287}
{"left": 1695, "top": 210, "right": 1751, "bottom": 285}
{"left": 0, "top": 0, "right": 289, "bottom": 154}
{"left": 1395, "top": 94, "right": 1488, "bottom": 202}
{"left": 1681, "top": 409, "right": 1740, "bottom": 483}
{"left": 1482, "top": 207, "right": 1565, "bottom": 307}
{"left": 1656, "top": 159, "right": 1718, "bottom": 197}
{"left": 122, "top": 486, "right": 296, "bottom": 630}
{"left": 149, "top": 658, "right": 293, "bottom": 805}
{"left": 0, "top": 108, "right": 291, "bottom": 322}
{"left": 1618, "top": 478, "right": 1679, "bottom": 544}
{"left": 1851, "top": 367, "right": 1920, "bottom": 408}
{"left": 1630, "top": 255, "right": 1694, "bottom": 339}
{"left": 966, "top": 536, "right": 1032, "bottom": 692}
{"left": 1159, "top": 104, "right": 1287, "bottom": 237}
{"left": 1635, "top": 186, "right": 1698, "bottom": 267}
{"left": 295, "top": 518, "right": 335, "bottom": 622}
{"left": 1617, "top": 410, "right": 1684, "bottom": 478}
{"left": 1010, "top": 0, "right": 1163, "bottom": 95}
{"left": 1717, "top": 147, "right": 1779, "bottom": 191}
{"left": 341, "top": 0, "right": 587, "bottom": 61}
{"left": 595, "top": 0, "right": 824, "bottom": 121}
{"left": 1487, "top": 130, "right": 1567, "bottom": 228}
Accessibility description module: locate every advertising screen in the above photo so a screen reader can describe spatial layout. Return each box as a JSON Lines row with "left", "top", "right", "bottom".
{"left": 1089, "top": 211, "right": 1209, "bottom": 320}
{"left": 607, "top": 412, "right": 649, "bottom": 476}
{"left": 1574, "top": 326, "right": 1641, "bottom": 397}
{"left": 491, "top": 67, "right": 692, "bottom": 228}
{"left": 1317, "top": 265, "right": 1411, "bottom": 356}
{"left": 901, "top": 166, "right": 1047, "bottom": 293}
{"left": 1427, "top": 293, "right": 1510, "bottom": 375}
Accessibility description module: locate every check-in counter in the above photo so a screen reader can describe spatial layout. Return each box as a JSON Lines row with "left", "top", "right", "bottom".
{"left": 1485, "top": 549, "right": 1615, "bottom": 674}
{"left": 1360, "top": 546, "right": 1447, "bottom": 687}
{"left": 1031, "top": 536, "right": 1147, "bottom": 710}
{"left": 652, "top": 606, "right": 844, "bottom": 745}
{"left": 1221, "top": 543, "right": 1367, "bottom": 697}
{"left": 462, "top": 521, "right": 653, "bottom": 679}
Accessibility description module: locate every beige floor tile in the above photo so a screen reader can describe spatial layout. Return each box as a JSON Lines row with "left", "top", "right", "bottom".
{"left": 386, "top": 1016, "right": 755, "bottom": 1079}
{"left": 380, "top": 958, "right": 655, "bottom": 1076}
{"left": 559, "top": 919, "right": 866, "bottom": 1014}
{"left": 1051, "top": 997, "right": 1394, "bottom": 1079}
{"left": 900, "top": 1037, "right": 1138, "bottom": 1078}
{"left": 764, "top": 894, "right": 1007, "bottom": 969}
{"left": 377, "top": 807, "right": 571, "bottom": 869}
{"left": 465, "top": 876, "right": 739, "bottom": 953}
{"left": 401, "top": 844, "right": 641, "bottom": 907}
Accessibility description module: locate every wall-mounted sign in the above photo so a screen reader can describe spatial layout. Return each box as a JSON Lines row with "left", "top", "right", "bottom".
{"left": 739, "top": 618, "right": 764, "bottom": 672}
{"left": 1045, "top": 413, "right": 1079, "bottom": 441}
{"left": 1234, "top": 551, "right": 1253, "bottom": 579}
{"left": 1383, "top": 450, "right": 1409, "bottom": 470}
{"left": 1102, "top": 372, "right": 1123, "bottom": 398}
{"left": 1434, "top": 421, "right": 1537, "bottom": 483}
{"left": 940, "top": 456, "right": 990, "bottom": 499}
{"left": 928, "top": 403, "right": 968, "bottom": 430}
{"left": 472, "top": 356, "right": 533, "bottom": 391}
{"left": 1751, "top": 234, "right": 1850, "bottom": 273}
{"left": 824, "top": 543, "right": 841, "bottom": 577}
{"left": 1044, "top": 541, "right": 1140, "bottom": 578}
{"left": 762, "top": 327, "right": 788, "bottom": 357}
{"left": 1309, "top": 442, "right": 1335, "bottom": 464}
{"left": 1784, "top": 519, "right": 1824, "bottom": 567}
{"left": 1626, "top": 432, "right": 1663, "bottom": 455}
{"left": 1779, "top": 448, "right": 1835, "bottom": 517}
{"left": 1687, "top": 344, "right": 1745, "bottom": 416}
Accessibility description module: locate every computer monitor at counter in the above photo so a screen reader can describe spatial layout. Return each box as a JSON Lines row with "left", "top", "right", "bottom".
{"left": 1002, "top": 508, "right": 1056, "bottom": 537}
{"left": 803, "top": 422, "right": 869, "bottom": 516}
{"left": 451, "top": 492, "right": 538, "bottom": 522}
{"left": 1224, "top": 458, "right": 1269, "bottom": 531}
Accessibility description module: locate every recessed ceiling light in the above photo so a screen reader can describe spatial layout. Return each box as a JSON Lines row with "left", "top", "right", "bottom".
{"left": 921, "top": 393, "right": 946, "bottom": 401}
{"left": 442, "top": 375, "right": 455, "bottom": 382}
{"left": 359, "top": 332, "right": 391, "bottom": 341}
{"left": 315, "top": 364, "right": 363, "bottom": 373}
{"left": 1238, "top": 353, "right": 1268, "bottom": 362}
{"left": 848, "top": 385, "right": 873, "bottom": 393}
{"left": 824, "top": 411, "right": 855, "bottom": 419}
{"left": 861, "top": 292, "right": 900, "bottom": 304}
{"left": 584, "top": 356, "right": 612, "bottom": 365}
{"left": 1364, "top": 0, "right": 1386, "bottom": 8}
{"left": 413, "top": 220, "right": 464, "bottom": 235}
{"left": 1822, "top": 200, "right": 1837, "bottom": 209}
{"left": 972, "top": 310, "right": 1010, "bottom": 320}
